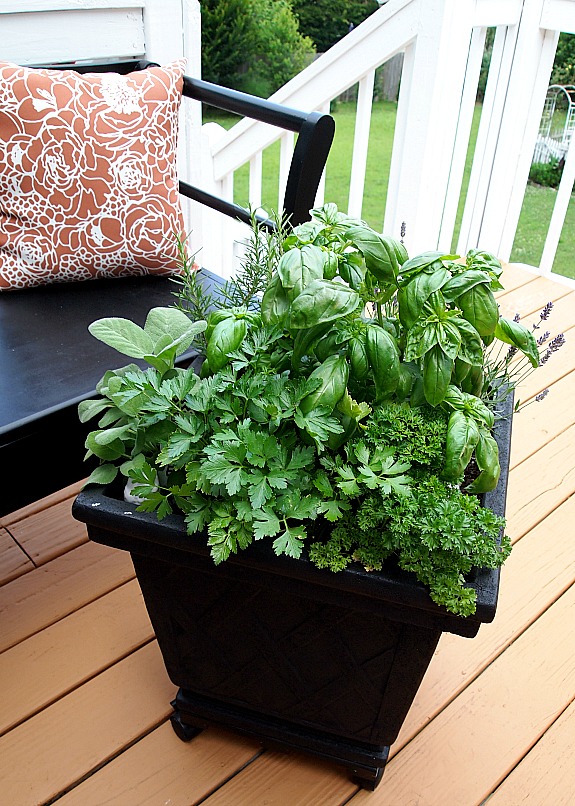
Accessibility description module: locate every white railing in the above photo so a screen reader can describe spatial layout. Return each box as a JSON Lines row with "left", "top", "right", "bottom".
{"left": 203, "top": 0, "right": 575, "bottom": 287}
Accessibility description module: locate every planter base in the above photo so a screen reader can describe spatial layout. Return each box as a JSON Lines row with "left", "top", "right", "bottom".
{"left": 170, "top": 687, "right": 389, "bottom": 790}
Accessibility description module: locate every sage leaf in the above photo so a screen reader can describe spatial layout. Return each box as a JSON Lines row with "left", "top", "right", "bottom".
{"left": 89, "top": 317, "right": 154, "bottom": 358}
{"left": 144, "top": 307, "right": 207, "bottom": 356}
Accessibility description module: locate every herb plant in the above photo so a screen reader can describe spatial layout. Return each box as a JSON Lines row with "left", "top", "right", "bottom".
{"left": 79, "top": 204, "right": 542, "bottom": 616}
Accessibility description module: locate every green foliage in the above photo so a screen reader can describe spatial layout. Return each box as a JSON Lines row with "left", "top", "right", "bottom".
{"left": 551, "top": 32, "right": 575, "bottom": 85}
{"left": 200, "top": 0, "right": 315, "bottom": 96}
{"left": 361, "top": 402, "right": 448, "bottom": 469}
{"left": 292, "top": 0, "right": 380, "bottom": 52}
{"left": 308, "top": 402, "right": 510, "bottom": 616}
{"left": 199, "top": 0, "right": 254, "bottom": 88}
{"left": 309, "top": 476, "right": 510, "bottom": 617}
{"left": 81, "top": 204, "right": 539, "bottom": 616}
{"left": 529, "top": 158, "right": 564, "bottom": 189}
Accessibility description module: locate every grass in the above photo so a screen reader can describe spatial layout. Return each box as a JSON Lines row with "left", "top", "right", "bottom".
{"left": 204, "top": 100, "right": 575, "bottom": 280}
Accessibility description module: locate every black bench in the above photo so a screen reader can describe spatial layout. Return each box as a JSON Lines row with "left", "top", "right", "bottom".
{"left": 0, "top": 60, "right": 335, "bottom": 515}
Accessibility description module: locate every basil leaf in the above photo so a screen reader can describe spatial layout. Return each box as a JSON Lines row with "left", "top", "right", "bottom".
{"left": 338, "top": 252, "right": 366, "bottom": 289}
{"left": 345, "top": 226, "right": 400, "bottom": 285}
{"left": 397, "top": 267, "right": 449, "bottom": 328}
{"left": 458, "top": 283, "right": 500, "bottom": 338}
{"left": 404, "top": 320, "right": 439, "bottom": 362}
{"left": 423, "top": 345, "right": 453, "bottom": 406}
{"left": 399, "top": 251, "right": 452, "bottom": 281}
{"left": 441, "top": 270, "right": 491, "bottom": 301}
{"left": 443, "top": 410, "right": 480, "bottom": 479}
{"left": 494, "top": 318, "right": 540, "bottom": 367}
{"left": 292, "top": 322, "right": 333, "bottom": 367}
{"left": 466, "top": 430, "right": 500, "bottom": 493}
{"left": 348, "top": 335, "right": 370, "bottom": 380}
{"left": 277, "top": 244, "right": 325, "bottom": 300}
{"left": 365, "top": 324, "right": 400, "bottom": 401}
{"left": 261, "top": 273, "right": 291, "bottom": 326}
{"left": 206, "top": 318, "right": 247, "bottom": 371}
{"left": 452, "top": 317, "right": 484, "bottom": 365}
{"left": 438, "top": 321, "right": 462, "bottom": 359}
{"left": 299, "top": 354, "right": 349, "bottom": 414}
{"left": 289, "top": 279, "right": 360, "bottom": 329}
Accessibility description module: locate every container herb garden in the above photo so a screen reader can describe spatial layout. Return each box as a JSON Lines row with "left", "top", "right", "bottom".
{"left": 72, "top": 203, "right": 541, "bottom": 789}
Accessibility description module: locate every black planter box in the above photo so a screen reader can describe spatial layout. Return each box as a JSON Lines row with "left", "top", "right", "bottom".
{"left": 72, "top": 397, "right": 512, "bottom": 789}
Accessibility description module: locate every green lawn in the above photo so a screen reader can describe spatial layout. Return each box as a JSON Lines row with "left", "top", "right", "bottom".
{"left": 204, "top": 101, "right": 575, "bottom": 280}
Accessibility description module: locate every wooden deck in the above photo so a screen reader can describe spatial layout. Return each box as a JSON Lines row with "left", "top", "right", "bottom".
{"left": 1, "top": 264, "right": 574, "bottom": 805}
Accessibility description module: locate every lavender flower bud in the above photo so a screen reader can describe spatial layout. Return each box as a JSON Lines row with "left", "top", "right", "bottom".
{"left": 539, "top": 333, "right": 565, "bottom": 365}
{"left": 535, "top": 389, "right": 549, "bottom": 402}
{"left": 540, "top": 301, "right": 553, "bottom": 321}
{"left": 537, "top": 331, "right": 550, "bottom": 346}
{"left": 513, "top": 313, "right": 521, "bottom": 323}
{"left": 549, "top": 333, "right": 565, "bottom": 352}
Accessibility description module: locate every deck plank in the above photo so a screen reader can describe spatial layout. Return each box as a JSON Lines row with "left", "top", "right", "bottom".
{"left": 348, "top": 583, "right": 575, "bottom": 805}
{"left": 56, "top": 724, "right": 262, "bottom": 806}
{"left": 0, "top": 480, "right": 84, "bottom": 528}
{"left": 201, "top": 749, "right": 357, "bottom": 806}
{"left": 496, "top": 264, "right": 540, "bottom": 294}
{"left": 487, "top": 699, "right": 575, "bottom": 805}
{"left": 7, "top": 497, "right": 88, "bottom": 565}
{"left": 0, "top": 642, "right": 176, "bottom": 806}
{"left": 0, "top": 540, "right": 134, "bottom": 653}
{"left": 505, "top": 422, "right": 575, "bottom": 540}
{"left": 0, "top": 580, "right": 153, "bottom": 734}
{"left": 0, "top": 527, "right": 34, "bottom": 584}
{"left": 510, "top": 368, "right": 575, "bottom": 467}
{"left": 496, "top": 275, "right": 572, "bottom": 319}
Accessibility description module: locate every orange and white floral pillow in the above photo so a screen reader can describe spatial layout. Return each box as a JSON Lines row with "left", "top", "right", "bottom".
{"left": 0, "top": 60, "right": 187, "bottom": 290}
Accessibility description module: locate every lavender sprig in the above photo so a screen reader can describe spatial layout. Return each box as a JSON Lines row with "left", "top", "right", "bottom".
{"left": 539, "top": 333, "right": 565, "bottom": 365}
{"left": 484, "top": 301, "right": 563, "bottom": 415}
{"left": 537, "top": 331, "right": 550, "bottom": 346}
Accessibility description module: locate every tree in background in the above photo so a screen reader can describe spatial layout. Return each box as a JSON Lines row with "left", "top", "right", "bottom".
{"left": 200, "top": 0, "right": 315, "bottom": 97}
{"left": 292, "top": 0, "right": 380, "bottom": 53}
{"left": 551, "top": 33, "right": 575, "bottom": 85}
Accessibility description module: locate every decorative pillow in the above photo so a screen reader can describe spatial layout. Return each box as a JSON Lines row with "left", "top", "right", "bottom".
{"left": 0, "top": 60, "right": 187, "bottom": 290}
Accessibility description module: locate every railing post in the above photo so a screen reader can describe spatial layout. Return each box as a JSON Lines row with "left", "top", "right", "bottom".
{"left": 463, "top": 0, "right": 559, "bottom": 261}
{"left": 384, "top": 0, "right": 478, "bottom": 253}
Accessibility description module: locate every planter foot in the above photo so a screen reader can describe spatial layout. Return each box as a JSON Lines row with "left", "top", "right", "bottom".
{"left": 170, "top": 708, "right": 204, "bottom": 742}
{"left": 352, "top": 760, "right": 387, "bottom": 790}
